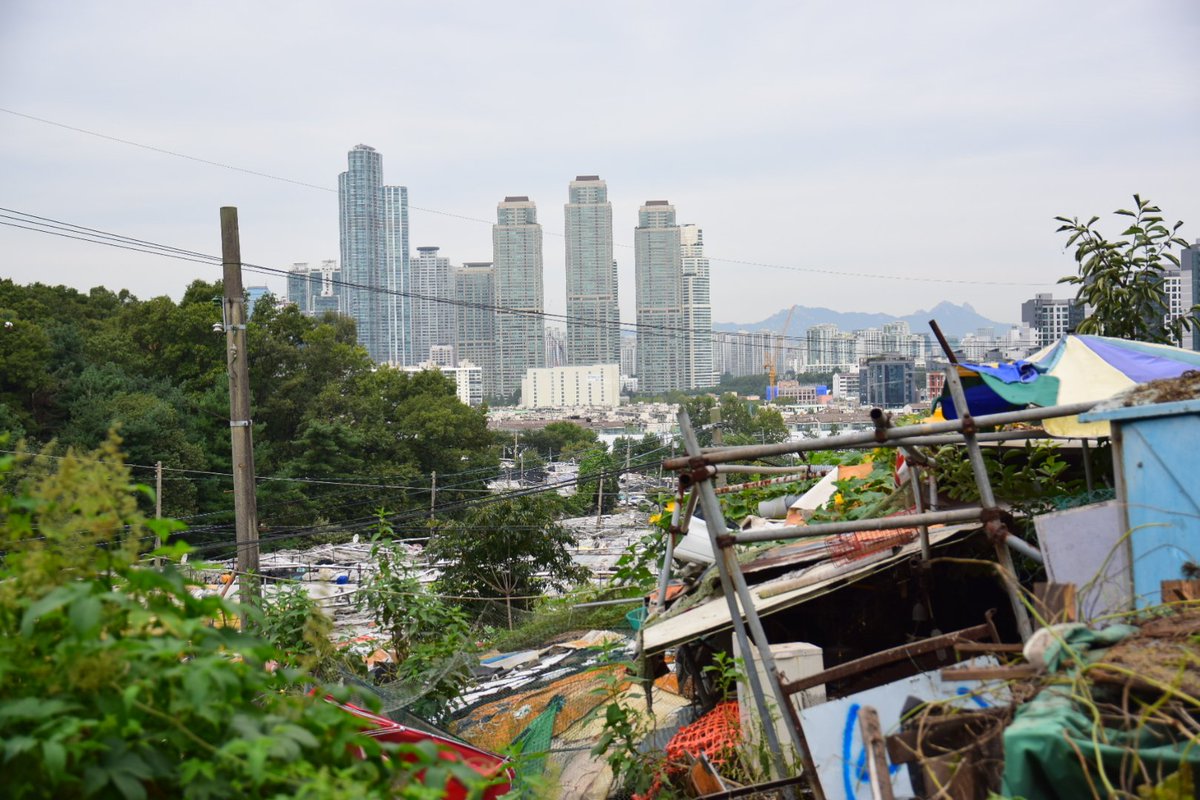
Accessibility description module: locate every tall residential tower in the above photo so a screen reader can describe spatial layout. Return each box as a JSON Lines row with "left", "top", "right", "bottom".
{"left": 680, "top": 223, "right": 715, "bottom": 389}
{"left": 564, "top": 176, "right": 620, "bottom": 367}
{"left": 409, "top": 245, "right": 455, "bottom": 364}
{"left": 493, "top": 197, "right": 546, "bottom": 400}
{"left": 454, "top": 262, "right": 497, "bottom": 397}
{"left": 338, "top": 145, "right": 410, "bottom": 364}
{"left": 634, "top": 201, "right": 684, "bottom": 394}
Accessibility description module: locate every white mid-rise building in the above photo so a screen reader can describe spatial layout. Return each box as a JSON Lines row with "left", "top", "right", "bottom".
{"left": 520, "top": 364, "right": 621, "bottom": 410}
{"left": 397, "top": 360, "right": 484, "bottom": 407}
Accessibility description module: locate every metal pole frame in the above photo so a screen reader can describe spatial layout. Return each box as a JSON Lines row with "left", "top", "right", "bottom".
{"left": 678, "top": 408, "right": 825, "bottom": 800}
{"left": 667, "top": 400, "right": 1098, "bottom": 469}
{"left": 931, "top": 322, "right": 1033, "bottom": 640}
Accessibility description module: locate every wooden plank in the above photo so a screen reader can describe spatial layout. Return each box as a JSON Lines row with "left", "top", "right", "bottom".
{"left": 780, "top": 622, "right": 993, "bottom": 696}
{"left": 1161, "top": 579, "right": 1200, "bottom": 603}
{"left": 940, "top": 664, "right": 1038, "bottom": 681}
{"left": 1033, "top": 581, "right": 1077, "bottom": 624}
{"left": 858, "top": 705, "right": 896, "bottom": 800}
{"left": 953, "top": 642, "right": 1025, "bottom": 653}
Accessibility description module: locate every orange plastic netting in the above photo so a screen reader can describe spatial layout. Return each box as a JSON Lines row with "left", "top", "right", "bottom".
{"left": 636, "top": 700, "right": 743, "bottom": 800}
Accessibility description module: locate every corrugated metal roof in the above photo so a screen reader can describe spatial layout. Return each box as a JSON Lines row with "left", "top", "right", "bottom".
{"left": 641, "top": 524, "right": 978, "bottom": 654}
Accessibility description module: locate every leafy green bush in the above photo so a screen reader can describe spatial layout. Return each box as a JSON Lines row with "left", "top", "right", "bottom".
{"left": 0, "top": 437, "right": 480, "bottom": 799}
{"left": 357, "top": 527, "right": 476, "bottom": 724}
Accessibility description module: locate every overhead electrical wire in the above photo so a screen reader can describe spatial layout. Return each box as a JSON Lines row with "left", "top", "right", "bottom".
{"left": 0, "top": 208, "right": 981, "bottom": 362}
{"left": 0, "top": 107, "right": 1048, "bottom": 288}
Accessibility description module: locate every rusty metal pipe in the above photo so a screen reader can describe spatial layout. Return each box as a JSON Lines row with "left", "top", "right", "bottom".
{"left": 733, "top": 507, "right": 985, "bottom": 545}
{"left": 665, "top": 400, "right": 1098, "bottom": 469}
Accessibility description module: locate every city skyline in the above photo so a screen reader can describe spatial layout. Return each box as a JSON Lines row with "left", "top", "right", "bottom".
{"left": 4, "top": 2, "right": 1196, "bottom": 328}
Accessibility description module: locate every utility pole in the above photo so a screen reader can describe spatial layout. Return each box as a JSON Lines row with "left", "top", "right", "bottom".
{"left": 711, "top": 407, "right": 725, "bottom": 487}
{"left": 154, "top": 460, "right": 163, "bottom": 567}
{"left": 221, "top": 207, "right": 260, "bottom": 612}
{"left": 430, "top": 471, "right": 437, "bottom": 519}
{"left": 595, "top": 471, "right": 604, "bottom": 528}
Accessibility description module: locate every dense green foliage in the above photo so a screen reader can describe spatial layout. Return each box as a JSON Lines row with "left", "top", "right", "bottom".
{"left": 0, "top": 279, "right": 497, "bottom": 541}
{"left": 426, "top": 495, "right": 589, "bottom": 627}
{"left": 683, "top": 393, "right": 789, "bottom": 447}
{"left": 1057, "top": 195, "right": 1196, "bottom": 343}
{"left": 0, "top": 438, "right": 486, "bottom": 799}
{"left": 509, "top": 420, "right": 598, "bottom": 461}
{"left": 356, "top": 528, "right": 477, "bottom": 724}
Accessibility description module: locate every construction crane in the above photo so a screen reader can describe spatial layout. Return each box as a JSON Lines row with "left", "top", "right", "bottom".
{"left": 765, "top": 304, "right": 797, "bottom": 401}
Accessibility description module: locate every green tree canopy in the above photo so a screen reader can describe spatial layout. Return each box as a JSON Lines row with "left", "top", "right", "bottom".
{"left": 0, "top": 437, "right": 486, "bottom": 798}
{"left": 426, "top": 495, "right": 588, "bottom": 627}
{"left": 516, "top": 420, "right": 598, "bottom": 461}
{"left": 1057, "top": 194, "right": 1195, "bottom": 344}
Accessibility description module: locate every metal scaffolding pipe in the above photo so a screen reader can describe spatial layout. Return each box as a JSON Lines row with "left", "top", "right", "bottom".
{"left": 666, "top": 400, "right": 1098, "bottom": 469}
{"left": 678, "top": 409, "right": 811, "bottom": 799}
{"left": 715, "top": 473, "right": 823, "bottom": 496}
{"left": 732, "top": 507, "right": 985, "bottom": 545}
{"left": 714, "top": 464, "right": 835, "bottom": 475}
{"left": 1005, "top": 533, "right": 1045, "bottom": 563}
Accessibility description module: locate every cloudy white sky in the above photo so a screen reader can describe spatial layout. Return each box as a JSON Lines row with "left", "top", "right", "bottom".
{"left": 2, "top": 1, "right": 1197, "bottom": 327}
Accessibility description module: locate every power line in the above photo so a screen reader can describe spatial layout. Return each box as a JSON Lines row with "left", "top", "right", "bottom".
{"left": 0, "top": 209, "right": 976, "bottom": 361}
{"left": 0, "top": 107, "right": 1048, "bottom": 288}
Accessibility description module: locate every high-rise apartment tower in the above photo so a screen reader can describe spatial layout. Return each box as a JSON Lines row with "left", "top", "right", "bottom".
{"left": 493, "top": 197, "right": 546, "bottom": 400}
{"left": 680, "top": 224, "right": 715, "bottom": 389}
{"left": 634, "top": 201, "right": 684, "bottom": 394}
{"left": 338, "top": 145, "right": 410, "bottom": 363}
{"left": 564, "top": 176, "right": 620, "bottom": 367}
{"left": 410, "top": 246, "right": 455, "bottom": 365}
{"left": 453, "top": 262, "right": 497, "bottom": 398}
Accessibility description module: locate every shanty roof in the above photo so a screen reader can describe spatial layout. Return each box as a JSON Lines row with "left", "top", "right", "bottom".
{"left": 641, "top": 523, "right": 978, "bottom": 654}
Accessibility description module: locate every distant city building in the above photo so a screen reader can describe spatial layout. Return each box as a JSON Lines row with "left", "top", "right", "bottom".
{"left": 860, "top": 355, "right": 917, "bottom": 408}
{"left": 715, "top": 330, "right": 773, "bottom": 378}
{"left": 286, "top": 261, "right": 343, "bottom": 317}
{"left": 807, "top": 324, "right": 857, "bottom": 371}
{"left": 775, "top": 380, "right": 819, "bottom": 404}
{"left": 564, "top": 176, "right": 620, "bottom": 367}
{"left": 245, "top": 286, "right": 273, "bottom": 314}
{"left": 880, "top": 321, "right": 929, "bottom": 366}
{"left": 520, "top": 364, "right": 621, "bottom": 409}
{"left": 1182, "top": 240, "right": 1200, "bottom": 351}
{"left": 454, "top": 262, "right": 496, "bottom": 398}
{"left": 338, "top": 145, "right": 410, "bottom": 363}
{"left": 398, "top": 361, "right": 483, "bottom": 407}
{"left": 493, "top": 197, "right": 546, "bottom": 400}
{"left": 429, "top": 344, "right": 455, "bottom": 367}
{"left": 832, "top": 369, "right": 861, "bottom": 402}
{"left": 680, "top": 224, "right": 715, "bottom": 389}
{"left": 545, "top": 326, "right": 568, "bottom": 368}
{"left": 620, "top": 335, "right": 637, "bottom": 379}
{"left": 634, "top": 201, "right": 684, "bottom": 394}
{"left": 410, "top": 246, "right": 455, "bottom": 365}
{"left": 1021, "top": 293, "right": 1084, "bottom": 348}
{"left": 926, "top": 368, "right": 947, "bottom": 403}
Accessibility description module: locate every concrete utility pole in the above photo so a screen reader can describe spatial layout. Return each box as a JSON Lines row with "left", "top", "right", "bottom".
{"left": 711, "top": 406, "right": 725, "bottom": 487}
{"left": 154, "top": 460, "right": 163, "bottom": 568}
{"left": 430, "top": 471, "right": 437, "bottom": 519}
{"left": 220, "top": 207, "right": 260, "bottom": 611}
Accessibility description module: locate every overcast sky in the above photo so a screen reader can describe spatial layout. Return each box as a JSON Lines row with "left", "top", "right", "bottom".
{"left": 2, "top": 1, "right": 1197, "bottom": 327}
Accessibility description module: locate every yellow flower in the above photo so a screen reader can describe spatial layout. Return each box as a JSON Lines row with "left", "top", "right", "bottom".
{"left": 649, "top": 513, "right": 663, "bottom": 525}
{"left": 834, "top": 492, "right": 845, "bottom": 506}
{"left": 665, "top": 501, "right": 677, "bottom": 512}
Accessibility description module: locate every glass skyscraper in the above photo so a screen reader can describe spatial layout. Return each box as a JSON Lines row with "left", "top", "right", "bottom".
{"left": 680, "top": 223, "right": 715, "bottom": 389}
{"left": 493, "top": 196, "right": 546, "bottom": 400}
{"left": 338, "top": 145, "right": 410, "bottom": 364}
{"left": 454, "top": 262, "right": 496, "bottom": 397}
{"left": 564, "top": 175, "right": 620, "bottom": 367}
{"left": 410, "top": 245, "right": 455, "bottom": 364}
{"left": 634, "top": 201, "right": 684, "bottom": 394}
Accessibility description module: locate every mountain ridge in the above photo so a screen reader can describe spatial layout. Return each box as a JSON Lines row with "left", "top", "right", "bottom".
{"left": 714, "top": 301, "right": 1015, "bottom": 339}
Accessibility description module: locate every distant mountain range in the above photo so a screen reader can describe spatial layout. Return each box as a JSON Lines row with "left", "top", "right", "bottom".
{"left": 714, "top": 301, "right": 1015, "bottom": 339}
